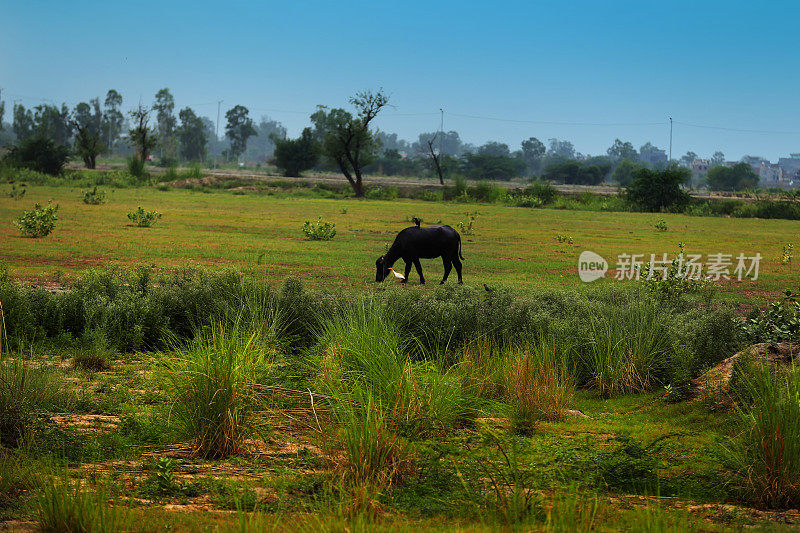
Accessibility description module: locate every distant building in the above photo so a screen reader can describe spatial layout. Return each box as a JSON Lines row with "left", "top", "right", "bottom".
{"left": 778, "top": 153, "right": 800, "bottom": 176}
{"left": 742, "top": 155, "right": 769, "bottom": 173}
{"left": 759, "top": 163, "right": 783, "bottom": 185}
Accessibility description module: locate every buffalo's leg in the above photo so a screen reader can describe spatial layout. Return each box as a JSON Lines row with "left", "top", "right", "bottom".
{"left": 402, "top": 261, "right": 412, "bottom": 284}
{"left": 413, "top": 258, "right": 425, "bottom": 284}
{"left": 452, "top": 255, "right": 463, "bottom": 284}
{"left": 441, "top": 257, "right": 452, "bottom": 284}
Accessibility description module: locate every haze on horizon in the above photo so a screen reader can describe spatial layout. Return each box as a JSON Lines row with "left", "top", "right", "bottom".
{"left": 2, "top": 0, "right": 799, "bottom": 161}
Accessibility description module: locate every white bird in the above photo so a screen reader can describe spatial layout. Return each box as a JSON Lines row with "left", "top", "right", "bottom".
{"left": 388, "top": 267, "right": 405, "bottom": 281}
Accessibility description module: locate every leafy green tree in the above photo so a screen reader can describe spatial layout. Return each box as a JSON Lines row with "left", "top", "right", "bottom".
{"left": 224, "top": 105, "right": 257, "bottom": 161}
{"left": 271, "top": 127, "right": 319, "bottom": 177}
{"left": 462, "top": 152, "right": 526, "bottom": 180}
{"left": 102, "top": 89, "right": 124, "bottom": 150}
{"left": 607, "top": 138, "right": 638, "bottom": 162}
{"left": 153, "top": 88, "right": 177, "bottom": 160}
{"left": 706, "top": 162, "right": 759, "bottom": 191}
{"left": 547, "top": 138, "right": 575, "bottom": 159}
{"left": 248, "top": 116, "right": 286, "bottom": 161}
{"left": 0, "top": 92, "right": 5, "bottom": 131}
{"left": 625, "top": 165, "right": 691, "bottom": 212}
{"left": 13, "top": 104, "right": 34, "bottom": 141}
{"left": 72, "top": 100, "right": 105, "bottom": 169}
{"left": 310, "top": 89, "right": 389, "bottom": 197}
{"left": 543, "top": 159, "right": 606, "bottom": 185}
{"left": 521, "top": 137, "right": 546, "bottom": 175}
{"left": 477, "top": 141, "right": 510, "bottom": 157}
{"left": 128, "top": 105, "right": 158, "bottom": 163}
{"left": 177, "top": 107, "right": 208, "bottom": 162}
{"left": 680, "top": 151, "right": 698, "bottom": 165}
{"left": 413, "top": 130, "right": 463, "bottom": 156}
{"left": 33, "top": 104, "right": 73, "bottom": 145}
{"left": 611, "top": 158, "right": 642, "bottom": 187}
{"left": 711, "top": 151, "right": 725, "bottom": 166}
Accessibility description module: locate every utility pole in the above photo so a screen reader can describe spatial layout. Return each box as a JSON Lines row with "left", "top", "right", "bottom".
{"left": 669, "top": 117, "right": 673, "bottom": 162}
{"left": 439, "top": 108, "right": 444, "bottom": 158}
{"left": 214, "top": 100, "right": 223, "bottom": 169}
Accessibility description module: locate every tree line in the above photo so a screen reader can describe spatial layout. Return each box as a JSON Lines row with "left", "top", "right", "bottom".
{"left": 0, "top": 88, "right": 758, "bottom": 196}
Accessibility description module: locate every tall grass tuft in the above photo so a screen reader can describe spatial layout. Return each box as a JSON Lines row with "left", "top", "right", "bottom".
{"left": 316, "top": 297, "right": 476, "bottom": 435}
{"left": 36, "top": 476, "right": 130, "bottom": 532}
{"left": 0, "top": 359, "right": 70, "bottom": 447}
{"left": 162, "top": 317, "right": 278, "bottom": 458}
{"left": 583, "top": 301, "right": 675, "bottom": 397}
{"left": 507, "top": 341, "right": 575, "bottom": 433}
{"left": 731, "top": 361, "right": 800, "bottom": 508}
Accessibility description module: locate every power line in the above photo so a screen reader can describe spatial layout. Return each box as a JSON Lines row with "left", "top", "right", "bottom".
{"left": 673, "top": 120, "right": 800, "bottom": 135}
{"left": 445, "top": 111, "right": 665, "bottom": 127}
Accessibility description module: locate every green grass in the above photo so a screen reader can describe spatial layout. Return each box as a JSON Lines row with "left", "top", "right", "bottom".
{"left": 1, "top": 185, "right": 798, "bottom": 301}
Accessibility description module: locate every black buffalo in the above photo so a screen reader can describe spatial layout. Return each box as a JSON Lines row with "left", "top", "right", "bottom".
{"left": 375, "top": 225, "right": 464, "bottom": 284}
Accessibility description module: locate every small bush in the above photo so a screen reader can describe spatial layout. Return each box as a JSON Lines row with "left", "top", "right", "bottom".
{"left": 654, "top": 218, "right": 668, "bottom": 231}
{"left": 524, "top": 180, "right": 558, "bottom": 204}
{"left": 743, "top": 289, "right": 800, "bottom": 344}
{"left": 457, "top": 216, "right": 475, "bottom": 235}
{"left": 781, "top": 243, "right": 794, "bottom": 264}
{"left": 6, "top": 184, "right": 26, "bottom": 200}
{"left": 127, "top": 206, "right": 162, "bottom": 227}
{"left": 555, "top": 234, "right": 573, "bottom": 244}
{"left": 14, "top": 202, "right": 58, "bottom": 237}
{"left": 366, "top": 186, "right": 400, "bottom": 200}
{"left": 82, "top": 186, "right": 106, "bottom": 205}
{"left": 302, "top": 217, "right": 336, "bottom": 240}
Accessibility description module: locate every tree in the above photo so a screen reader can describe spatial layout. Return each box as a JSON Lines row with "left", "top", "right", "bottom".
{"left": 412, "top": 130, "right": 463, "bottom": 156}
{"left": 177, "top": 107, "right": 208, "bottom": 161}
{"left": 310, "top": 89, "right": 389, "bottom": 197}
{"left": 607, "top": 138, "right": 638, "bottom": 162}
{"left": 706, "top": 162, "right": 759, "bottom": 191}
{"left": 247, "top": 116, "right": 286, "bottom": 161}
{"left": 425, "top": 133, "right": 445, "bottom": 185}
{"left": 625, "top": 165, "right": 691, "bottom": 212}
{"left": 611, "top": 158, "right": 642, "bottom": 187}
{"left": 543, "top": 160, "right": 605, "bottom": 185}
{"left": 128, "top": 105, "right": 158, "bottom": 163}
{"left": 224, "top": 105, "right": 257, "bottom": 161}
{"left": 680, "top": 151, "right": 698, "bottom": 166}
{"left": 477, "top": 141, "right": 510, "bottom": 157}
{"left": 102, "top": 90, "right": 124, "bottom": 150}
{"left": 72, "top": 100, "right": 105, "bottom": 169}
{"left": 271, "top": 127, "right": 319, "bottom": 177}
{"left": 521, "top": 137, "right": 546, "bottom": 175}
{"left": 711, "top": 151, "right": 725, "bottom": 166}
{"left": 462, "top": 152, "right": 526, "bottom": 180}
{"left": 33, "top": 104, "right": 73, "bottom": 145}
{"left": 547, "top": 138, "right": 575, "bottom": 159}
{"left": 0, "top": 90, "right": 5, "bottom": 131}
{"left": 153, "top": 88, "right": 177, "bottom": 160}
{"left": 13, "top": 104, "right": 34, "bottom": 141}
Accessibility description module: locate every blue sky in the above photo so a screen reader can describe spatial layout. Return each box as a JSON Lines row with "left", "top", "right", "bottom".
{"left": 2, "top": 0, "right": 799, "bottom": 160}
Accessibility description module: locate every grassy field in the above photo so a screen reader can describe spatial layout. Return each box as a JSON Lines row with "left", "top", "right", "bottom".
{"left": 3, "top": 182, "right": 800, "bottom": 531}
{"left": 1, "top": 185, "right": 798, "bottom": 301}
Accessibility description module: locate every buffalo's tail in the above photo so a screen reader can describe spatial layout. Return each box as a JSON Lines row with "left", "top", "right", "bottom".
{"left": 458, "top": 236, "right": 464, "bottom": 260}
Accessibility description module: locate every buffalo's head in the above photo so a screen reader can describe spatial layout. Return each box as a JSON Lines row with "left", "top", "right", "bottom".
{"left": 375, "top": 256, "right": 390, "bottom": 282}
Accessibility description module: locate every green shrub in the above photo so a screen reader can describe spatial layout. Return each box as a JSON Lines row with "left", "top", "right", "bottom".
{"left": 743, "top": 289, "right": 800, "bottom": 344}
{"left": 36, "top": 477, "right": 130, "bottom": 532}
{"left": 162, "top": 165, "right": 179, "bottom": 182}
{"left": 82, "top": 186, "right": 106, "bottom": 205}
{"left": 625, "top": 166, "right": 691, "bottom": 212}
{"left": 514, "top": 195, "right": 543, "bottom": 208}
{"left": 730, "top": 363, "right": 800, "bottom": 508}
{"left": 639, "top": 243, "right": 710, "bottom": 299}
{"left": 126, "top": 156, "right": 147, "bottom": 179}
{"left": 365, "top": 186, "right": 400, "bottom": 200}
{"left": 127, "top": 206, "right": 162, "bottom": 227}
{"left": 457, "top": 216, "right": 475, "bottom": 235}
{"left": 654, "top": 218, "right": 668, "bottom": 231}
{"left": 524, "top": 180, "right": 558, "bottom": 204}
{"left": 161, "top": 319, "right": 278, "bottom": 458}
{"left": 302, "top": 217, "right": 336, "bottom": 240}
{"left": 14, "top": 202, "right": 58, "bottom": 237}
{"left": 2, "top": 138, "right": 70, "bottom": 176}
